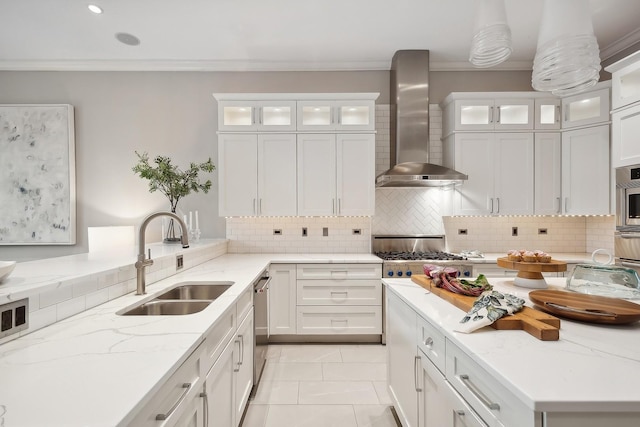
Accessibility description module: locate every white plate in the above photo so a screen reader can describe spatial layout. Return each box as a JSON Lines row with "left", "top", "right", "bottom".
{"left": 0, "top": 261, "right": 16, "bottom": 283}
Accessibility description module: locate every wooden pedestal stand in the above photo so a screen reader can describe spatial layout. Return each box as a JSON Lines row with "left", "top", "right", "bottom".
{"left": 497, "top": 257, "right": 567, "bottom": 289}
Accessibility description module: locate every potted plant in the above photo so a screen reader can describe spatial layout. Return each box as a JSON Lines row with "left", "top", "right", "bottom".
{"left": 132, "top": 151, "right": 215, "bottom": 242}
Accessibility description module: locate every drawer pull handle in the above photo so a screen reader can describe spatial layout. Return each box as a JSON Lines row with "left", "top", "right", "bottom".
{"left": 459, "top": 374, "right": 500, "bottom": 410}
{"left": 156, "top": 382, "right": 191, "bottom": 420}
{"left": 414, "top": 355, "right": 422, "bottom": 392}
{"left": 423, "top": 337, "right": 434, "bottom": 348}
{"left": 455, "top": 409, "right": 465, "bottom": 417}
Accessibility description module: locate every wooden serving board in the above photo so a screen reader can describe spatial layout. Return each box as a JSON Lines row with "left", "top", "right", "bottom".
{"left": 411, "top": 274, "right": 560, "bottom": 341}
{"left": 497, "top": 257, "right": 567, "bottom": 280}
{"left": 529, "top": 290, "right": 640, "bottom": 325}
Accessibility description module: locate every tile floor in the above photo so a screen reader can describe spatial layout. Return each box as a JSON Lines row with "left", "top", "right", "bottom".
{"left": 241, "top": 344, "right": 400, "bottom": 427}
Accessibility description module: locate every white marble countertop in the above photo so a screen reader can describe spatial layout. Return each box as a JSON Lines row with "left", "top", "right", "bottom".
{"left": 463, "top": 252, "right": 610, "bottom": 264}
{"left": 384, "top": 277, "right": 640, "bottom": 413}
{"left": 0, "top": 251, "right": 381, "bottom": 427}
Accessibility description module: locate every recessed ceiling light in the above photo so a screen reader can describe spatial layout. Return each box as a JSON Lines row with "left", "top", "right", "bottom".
{"left": 115, "top": 32, "right": 141, "bottom": 46}
{"left": 88, "top": 4, "right": 103, "bottom": 14}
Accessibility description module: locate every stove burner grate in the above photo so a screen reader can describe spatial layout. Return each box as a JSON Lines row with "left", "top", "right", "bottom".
{"left": 374, "top": 251, "right": 465, "bottom": 261}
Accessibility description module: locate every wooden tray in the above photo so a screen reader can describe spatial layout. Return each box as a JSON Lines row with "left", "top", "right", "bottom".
{"left": 411, "top": 275, "right": 560, "bottom": 341}
{"left": 528, "top": 290, "right": 640, "bottom": 324}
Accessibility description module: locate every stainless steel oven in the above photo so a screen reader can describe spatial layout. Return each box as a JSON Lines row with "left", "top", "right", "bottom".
{"left": 615, "top": 165, "right": 640, "bottom": 274}
{"left": 616, "top": 165, "right": 640, "bottom": 230}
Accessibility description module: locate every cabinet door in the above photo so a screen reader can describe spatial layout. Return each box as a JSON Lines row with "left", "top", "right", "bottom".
{"left": 297, "top": 101, "right": 335, "bottom": 131}
{"left": 535, "top": 98, "right": 561, "bottom": 130}
{"left": 612, "top": 104, "right": 640, "bottom": 167}
{"left": 494, "top": 99, "right": 534, "bottom": 130}
{"left": 297, "top": 134, "right": 336, "bottom": 215}
{"left": 454, "top": 100, "right": 495, "bottom": 131}
{"left": 256, "top": 101, "right": 297, "bottom": 131}
{"left": 173, "top": 394, "right": 204, "bottom": 427}
{"left": 453, "top": 134, "right": 494, "bottom": 215}
{"left": 258, "top": 134, "right": 297, "bottom": 216}
{"left": 561, "top": 125, "right": 610, "bottom": 215}
{"left": 336, "top": 133, "right": 375, "bottom": 216}
{"left": 387, "top": 291, "right": 418, "bottom": 427}
{"left": 493, "top": 133, "right": 534, "bottom": 215}
{"left": 562, "top": 88, "right": 610, "bottom": 129}
{"left": 218, "top": 101, "right": 257, "bottom": 131}
{"left": 218, "top": 134, "right": 258, "bottom": 216}
{"left": 235, "top": 309, "right": 254, "bottom": 427}
{"left": 269, "top": 264, "right": 297, "bottom": 335}
{"left": 611, "top": 55, "right": 640, "bottom": 110}
{"left": 205, "top": 337, "right": 235, "bottom": 427}
{"left": 534, "top": 133, "right": 562, "bottom": 215}
{"left": 335, "top": 100, "right": 375, "bottom": 131}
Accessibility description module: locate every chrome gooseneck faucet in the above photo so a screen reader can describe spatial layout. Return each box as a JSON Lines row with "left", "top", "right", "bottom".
{"left": 135, "top": 211, "right": 189, "bottom": 295}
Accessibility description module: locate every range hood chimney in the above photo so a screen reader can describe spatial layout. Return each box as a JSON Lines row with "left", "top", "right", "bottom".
{"left": 376, "top": 50, "right": 468, "bottom": 187}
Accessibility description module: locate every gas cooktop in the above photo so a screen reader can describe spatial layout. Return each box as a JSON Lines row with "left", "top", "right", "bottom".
{"left": 374, "top": 251, "right": 466, "bottom": 261}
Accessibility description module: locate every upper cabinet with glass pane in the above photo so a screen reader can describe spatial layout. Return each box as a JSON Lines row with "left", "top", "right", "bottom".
{"left": 297, "top": 100, "right": 375, "bottom": 131}
{"left": 447, "top": 97, "right": 534, "bottom": 132}
{"left": 606, "top": 50, "right": 640, "bottom": 111}
{"left": 216, "top": 100, "right": 297, "bottom": 131}
{"left": 561, "top": 86, "right": 611, "bottom": 129}
{"left": 214, "top": 93, "right": 378, "bottom": 133}
{"left": 535, "top": 98, "right": 561, "bottom": 130}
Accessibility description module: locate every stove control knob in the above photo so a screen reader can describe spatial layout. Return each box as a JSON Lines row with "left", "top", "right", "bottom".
{"left": 397, "top": 271, "right": 403, "bottom": 277}
{"left": 387, "top": 270, "right": 394, "bottom": 277}
{"left": 462, "top": 270, "right": 471, "bottom": 277}
{"left": 406, "top": 270, "right": 412, "bottom": 277}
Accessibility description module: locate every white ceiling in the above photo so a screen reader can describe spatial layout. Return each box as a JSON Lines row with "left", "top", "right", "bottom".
{"left": 1, "top": 0, "right": 640, "bottom": 71}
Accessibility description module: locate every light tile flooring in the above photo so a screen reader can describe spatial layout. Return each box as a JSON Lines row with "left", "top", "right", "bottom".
{"left": 241, "top": 344, "right": 400, "bottom": 427}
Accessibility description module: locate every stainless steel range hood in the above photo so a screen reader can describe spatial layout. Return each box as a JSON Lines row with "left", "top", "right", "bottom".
{"left": 376, "top": 50, "right": 468, "bottom": 187}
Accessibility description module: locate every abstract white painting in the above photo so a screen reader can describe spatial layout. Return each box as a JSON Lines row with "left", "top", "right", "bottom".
{"left": 0, "top": 105, "right": 76, "bottom": 245}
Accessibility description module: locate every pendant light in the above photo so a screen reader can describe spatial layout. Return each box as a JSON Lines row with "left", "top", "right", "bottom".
{"left": 532, "top": 0, "right": 601, "bottom": 96}
{"left": 469, "top": 0, "right": 512, "bottom": 68}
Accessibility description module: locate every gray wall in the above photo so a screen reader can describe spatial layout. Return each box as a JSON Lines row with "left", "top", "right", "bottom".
{"left": 0, "top": 69, "right": 534, "bottom": 261}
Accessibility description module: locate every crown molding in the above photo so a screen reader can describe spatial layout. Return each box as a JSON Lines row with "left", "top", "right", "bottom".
{"left": 600, "top": 27, "right": 640, "bottom": 61}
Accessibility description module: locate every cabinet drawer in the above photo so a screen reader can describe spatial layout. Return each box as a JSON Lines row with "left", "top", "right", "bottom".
{"left": 296, "top": 306, "right": 382, "bottom": 334}
{"left": 201, "top": 305, "right": 236, "bottom": 376}
{"left": 297, "top": 279, "right": 381, "bottom": 305}
{"left": 131, "top": 346, "right": 203, "bottom": 427}
{"left": 446, "top": 340, "right": 534, "bottom": 427}
{"left": 296, "top": 263, "right": 382, "bottom": 280}
{"left": 236, "top": 285, "right": 253, "bottom": 322}
{"left": 416, "top": 314, "right": 446, "bottom": 374}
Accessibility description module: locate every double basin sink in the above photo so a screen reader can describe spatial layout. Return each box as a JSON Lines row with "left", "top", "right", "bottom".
{"left": 118, "top": 281, "right": 234, "bottom": 316}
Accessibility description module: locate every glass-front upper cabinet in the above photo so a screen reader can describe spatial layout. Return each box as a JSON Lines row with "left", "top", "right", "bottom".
{"left": 218, "top": 100, "right": 296, "bottom": 131}
{"left": 608, "top": 51, "right": 640, "bottom": 110}
{"left": 453, "top": 99, "right": 533, "bottom": 131}
{"left": 535, "top": 98, "right": 561, "bottom": 130}
{"left": 297, "top": 100, "right": 375, "bottom": 131}
{"left": 561, "top": 87, "right": 610, "bottom": 129}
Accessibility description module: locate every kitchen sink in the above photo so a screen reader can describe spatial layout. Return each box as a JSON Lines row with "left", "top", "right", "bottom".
{"left": 119, "top": 300, "right": 212, "bottom": 316}
{"left": 154, "top": 281, "right": 234, "bottom": 300}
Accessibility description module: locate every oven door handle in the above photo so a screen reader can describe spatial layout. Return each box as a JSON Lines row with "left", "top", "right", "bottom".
{"left": 621, "top": 261, "right": 640, "bottom": 269}
{"left": 618, "top": 233, "right": 640, "bottom": 239}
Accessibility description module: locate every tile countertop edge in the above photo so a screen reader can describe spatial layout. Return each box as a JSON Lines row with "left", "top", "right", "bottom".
{"left": 0, "top": 252, "right": 382, "bottom": 427}
{"left": 383, "top": 277, "right": 640, "bottom": 414}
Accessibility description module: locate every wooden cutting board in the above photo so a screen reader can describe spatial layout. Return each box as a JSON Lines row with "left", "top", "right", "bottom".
{"left": 529, "top": 290, "right": 640, "bottom": 324}
{"left": 410, "top": 274, "right": 560, "bottom": 341}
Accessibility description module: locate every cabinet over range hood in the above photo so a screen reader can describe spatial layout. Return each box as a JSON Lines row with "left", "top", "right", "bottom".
{"left": 376, "top": 50, "right": 468, "bottom": 187}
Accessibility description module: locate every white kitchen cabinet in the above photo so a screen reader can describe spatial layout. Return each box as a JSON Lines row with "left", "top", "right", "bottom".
{"left": 204, "top": 334, "right": 235, "bottom": 427}
{"left": 218, "top": 133, "right": 297, "bottom": 216}
{"left": 606, "top": 50, "right": 640, "bottom": 111}
{"left": 297, "top": 133, "right": 375, "bottom": 216}
{"left": 130, "top": 345, "right": 204, "bottom": 427}
{"left": 534, "top": 132, "right": 562, "bottom": 215}
{"left": 534, "top": 98, "right": 561, "bottom": 130}
{"left": 446, "top": 133, "right": 534, "bottom": 216}
{"left": 387, "top": 290, "right": 419, "bottom": 427}
{"left": 444, "top": 97, "right": 534, "bottom": 132}
{"left": 234, "top": 309, "right": 254, "bottom": 426}
{"left": 611, "top": 103, "right": 640, "bottom": 167}
{"left": 295, "top": 263, "right": 382, "bottom": 335}
{"left": 561, "top": 86, "right": 611, "bottom": 129}
{"left": 216, "top": 99, "right": 296, "bottom": 132}
{"left": 561, "top": 125, "right": 611, "bottom": 215}
{"left": 296, "top": 99, "right": 375, "bottom": 131}
{"left": 268, "top": 264, "right": 297, "bottom": 335}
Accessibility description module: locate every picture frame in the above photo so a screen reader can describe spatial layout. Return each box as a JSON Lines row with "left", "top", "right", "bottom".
{"left": 0, "top": 104, "right": 76, "bottom": 245}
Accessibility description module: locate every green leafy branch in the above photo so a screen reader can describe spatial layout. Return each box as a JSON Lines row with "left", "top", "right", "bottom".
{"left": 132, "top": 151, "right": 215, "bottom": 212}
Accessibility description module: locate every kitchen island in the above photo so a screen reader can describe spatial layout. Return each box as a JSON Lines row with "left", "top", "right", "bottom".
{"left": 384, "top": 276, "right": 640, "bottom": 427}
{"left": 0, "top": 250, "right": 380, "bottom": 427}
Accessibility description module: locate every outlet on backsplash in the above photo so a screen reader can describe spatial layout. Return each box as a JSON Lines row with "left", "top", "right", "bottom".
{"left": 458, "top": 229, "right": 468, "bottom": 235}
{"left": 512, "top": 227, "right": 518, "bottom": 237}
{"left": 539, "top": 228, "right": 548, "bottom": 235}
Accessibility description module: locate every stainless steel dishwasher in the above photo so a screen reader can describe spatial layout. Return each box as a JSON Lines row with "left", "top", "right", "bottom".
{"left": 251, "top": 270, "right": 270, "bottom": 398}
